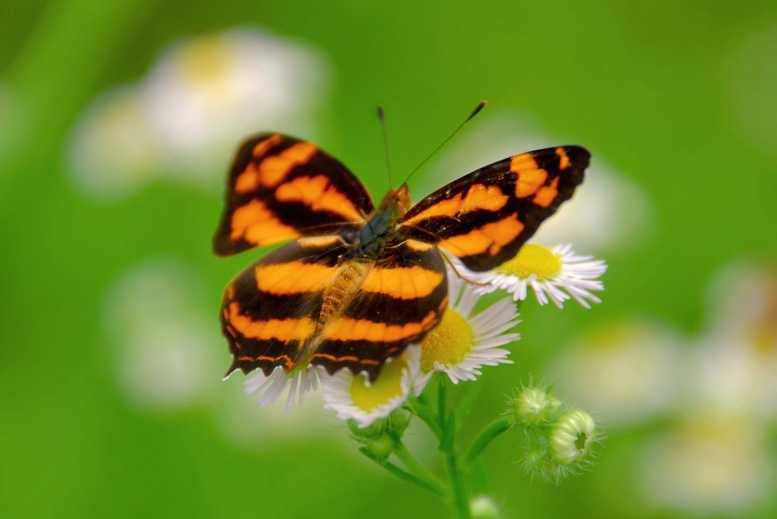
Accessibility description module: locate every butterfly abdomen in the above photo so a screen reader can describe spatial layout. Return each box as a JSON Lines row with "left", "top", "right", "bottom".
{"left": 318, "top": 260, "right": 372, "bottom": 332}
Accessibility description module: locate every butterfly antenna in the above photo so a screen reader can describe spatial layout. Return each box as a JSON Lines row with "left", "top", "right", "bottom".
{"left": 378, "top": 105, "right": 393, "bottom": 189}
{"left": 401, "top": 100, "right": 487, "bottom": 186}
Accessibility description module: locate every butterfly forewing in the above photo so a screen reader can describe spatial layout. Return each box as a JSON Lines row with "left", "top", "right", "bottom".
{"left": 401, "top": 146, "right": 590, "bottom": 271}
{"left": 213, "top": 133, "right": 375, "bottom": 256}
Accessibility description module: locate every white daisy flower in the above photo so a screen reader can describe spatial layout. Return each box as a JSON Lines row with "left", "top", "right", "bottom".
{"left": 321, "top": 347, "right": 420, "bottom": 428}
{"left": 415, "top": 273, "right": 520, "bottom": 389}
{"left": 243, "top": 365, "right": 321, "bottom": 414}
{"left": 463, "top": 243, "right": 607, "bottom": 309}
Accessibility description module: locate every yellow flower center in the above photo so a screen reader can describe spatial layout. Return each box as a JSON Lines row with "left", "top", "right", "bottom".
{"left": 496, "top": 243, "right": 562, "bottom": 280}
{"left": 418, "top": 309, "right": 474, "bottom": 372}
{"left": 176, "top": 37, "right": 234, "bottom": 90}
{"left": 350, "top": 357, "right": 406, "bottom": 412}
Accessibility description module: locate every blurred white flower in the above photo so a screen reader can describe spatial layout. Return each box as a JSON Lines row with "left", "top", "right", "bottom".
{"left": 101, "top": 257, "right": 223, "bottom": 412}
{"left": 636, "top": 261, "right": 777, "bottom": 514}
{"left": 418, "top": 110, "right": 652, "bottom": 253}
{"left": 688, "top": 261, "right": 777, "bottom": 422}
{"left": 550, "top": 320, "right": 684, "bottom": 426}
{"left": 69, "top": 88, "right": 163, "bottom": 198}
{"left": 642, "top": 415, "right": 774, "bottom": 515}
{"left": 68, "top": 27, "right": 332, "bottom": 199}
{"left": 723, "top": 21, "right": 777, "bottom": 163}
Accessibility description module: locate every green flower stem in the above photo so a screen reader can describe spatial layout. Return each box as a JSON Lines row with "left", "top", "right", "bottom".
{"left": 438, "top": 377, "right": 471, "bottom": 519}
{"left": 444, "top": 436, "right": 470, "bottom": 518}
{"left": 359, "top": 448, "right": 447, "bottom": 498}
{"left": 393, "top": 443, "right": 449, "bottom": 498}
{"left": 463, "top": 415, "right": 514, "bottom": 468}
{"left": 470, "top": 458, "right": 491, "bottom": 496}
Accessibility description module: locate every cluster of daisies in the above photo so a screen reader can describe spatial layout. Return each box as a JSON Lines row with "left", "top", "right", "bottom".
{"left": 243, "top": 243, "right": 607, "bottom": 427}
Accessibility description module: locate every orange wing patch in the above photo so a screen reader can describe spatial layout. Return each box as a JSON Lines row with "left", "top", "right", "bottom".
{"left": 230, "top": 199, "right": 301, "bottom": 245}
{"left": 515, "top": 169, "right": 548, "bottom": 198}
{"left": 404, "top": 183, "right": 508, "bottom": 225}
{"left": 255, "top": 261, "right": 339, "bottom": 294}
{"left": 295, "top": 235, "right": 344, "bottom": 248}
{"left": 325, "top": 311, "right": 438, "bottom": 342}
{"left": 361, "top": 265, "right": 445, "bottom": 299}
{"left": 257, "top": 142, "right": 319, "bottom": 189}
{"left": 234, "top": 134, "right": 284, "bottom": 194}
{"left": 253, "top": 133, "right": 284, "bottom": 158}
{"left": 555, "top": 147, "right": 570, "bottom": 170}
{"left": 438, "top": 213, "right": 525, "bottom": 257}
{"left": 275, "top": 175, "right": 366, "bottom": 222}
{"left": 402, "top": 239, "right": 435, "bottom": 252}
{"left": 226, "top": 302, "right": 316, "bottom": 343}
{"left": 533, "top": 177, "right": 560, "bottom": 208}
{"left": 510, "top": 153, "right": 538, "bottom": 172}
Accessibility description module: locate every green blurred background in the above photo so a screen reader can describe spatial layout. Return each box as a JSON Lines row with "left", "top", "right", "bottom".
{"left": 2, "top": 0, "right": 777, "bottom": 517}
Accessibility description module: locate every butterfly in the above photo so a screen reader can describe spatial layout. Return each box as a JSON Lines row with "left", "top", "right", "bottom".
{"left": 214, "top": 132, "right": 590, "bottom": 382}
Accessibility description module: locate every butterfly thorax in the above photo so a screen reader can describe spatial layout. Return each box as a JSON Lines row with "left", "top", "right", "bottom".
{"left": 355, "top": 185, "right": 411, "bottom": 257}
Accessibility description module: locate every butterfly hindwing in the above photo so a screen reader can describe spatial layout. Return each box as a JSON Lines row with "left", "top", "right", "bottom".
{"left": 400, "top": 146, "right": 590, "bottom": 271}
{"left": 221, "top": 235, "right": 353, "bottom": 377}
{"left": 311, "top": 239, "right": 448, "bottom": 380}
{"left": 213, "top": 133, "right": 375, "bottom": 256}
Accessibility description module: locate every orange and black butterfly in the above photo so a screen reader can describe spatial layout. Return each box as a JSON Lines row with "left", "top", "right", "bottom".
{"left": 214, "top": 130, "right": 590, "bottom": 382}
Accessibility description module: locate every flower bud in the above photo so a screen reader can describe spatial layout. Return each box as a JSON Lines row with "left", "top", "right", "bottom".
{"left": 549, "top": 409, "right": 597, "bottom": 465}
{"left": 513, "top": 386, "right": 561, "bottom": 425}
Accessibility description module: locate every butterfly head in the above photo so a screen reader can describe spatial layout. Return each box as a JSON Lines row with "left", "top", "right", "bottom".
{"left": 378, "top": 184, "right": 411, "bottom": 216}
